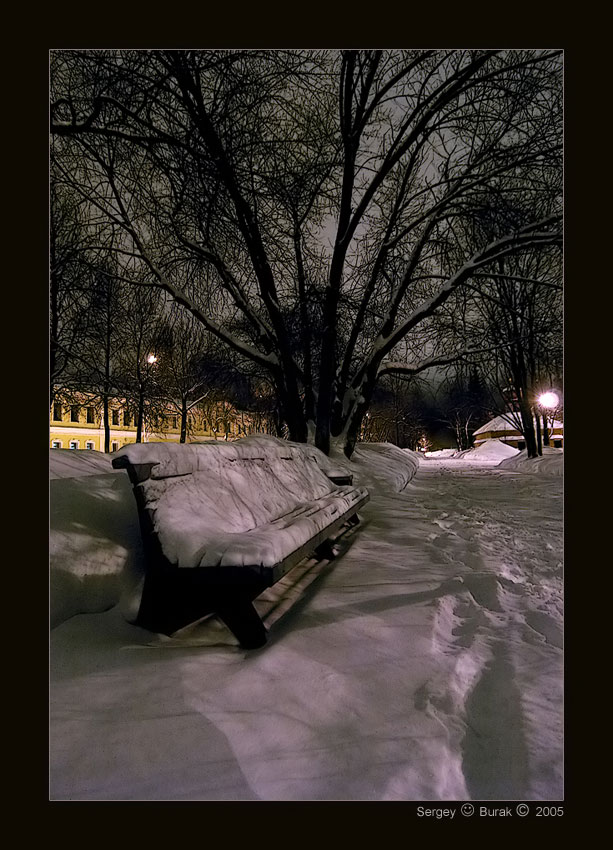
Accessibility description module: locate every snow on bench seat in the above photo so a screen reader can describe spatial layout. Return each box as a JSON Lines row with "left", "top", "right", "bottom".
{"left": 112, "top": 438, "right": 370, "bottom": 647}
{"left": 114, "top": 438, "right": 368, "bottom": 569}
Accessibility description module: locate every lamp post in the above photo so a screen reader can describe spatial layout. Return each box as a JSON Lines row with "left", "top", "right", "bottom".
{"left": 136, "top": 353, "right": 159, "bottom": 443}
{"left": 537, "top": 391, "right": 560, "bottom": 448}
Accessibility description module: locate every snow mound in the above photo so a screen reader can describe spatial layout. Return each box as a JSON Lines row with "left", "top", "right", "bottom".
{"left": 50, "top": 447, "right": 119, "bottom": 479}
{"left": 456, "top": 440, "right": 520, "bottom": 461}
{"left": 201, "top": 434, "right": 421, "bottom": 494}
{"left": 498, "top": 447, "right": 563, "bottom": 476}
{"left": 347, "top": 443, "right": 420, "bottom": 492}
{"left": 425, "top": 448, "right": 458, "bottom": 458}
{"left": 50, "top": 450, "right": 144, "bottom": 628}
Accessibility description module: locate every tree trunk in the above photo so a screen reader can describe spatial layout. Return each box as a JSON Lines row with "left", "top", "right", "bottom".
{"left": 275, "top": 377, "right": 308, "bottom": 444}
{"left": 103, "top": 391, "right": 110, "bottom": 453}
{"left": 535, "top": 412, "right": 543, "bottom": 456}
{"left": 136, "top": 392, "right": 144, "bottom": 443}
{"left": 542, "top": 413, "right": 550, "bottom": 446}
{"left": 518, "top": 402, "right": 538, "bottom": 458}
{"left": 180, "top": 400, "right": 188, "bottom": 443}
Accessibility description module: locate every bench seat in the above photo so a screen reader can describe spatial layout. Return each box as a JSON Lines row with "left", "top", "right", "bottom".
{"left": 112, "top": 438, "right": 369, "bottom": 647}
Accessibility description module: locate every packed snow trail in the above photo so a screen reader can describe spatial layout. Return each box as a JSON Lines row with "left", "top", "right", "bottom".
{"left": 394, "top": 458, "right": 563, "bottom": 801}
{"left": 50, "top": 452, "right": 562, "bottom": 801}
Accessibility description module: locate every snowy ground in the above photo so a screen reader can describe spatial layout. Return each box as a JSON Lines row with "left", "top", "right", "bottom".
{"left": 49, "top": 440, "right": 563, "bottom": 801}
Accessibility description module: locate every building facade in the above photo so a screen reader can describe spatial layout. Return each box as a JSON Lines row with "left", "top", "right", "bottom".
{"left": 50, "top": 391, "right": 270, "bottom": 452}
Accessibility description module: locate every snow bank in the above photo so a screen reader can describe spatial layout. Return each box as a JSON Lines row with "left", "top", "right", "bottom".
{"left": 50, "top": 447, "right": 120, "bottom": 479}
{"left": 348, "top": 443, "right": 420, "bottom": 492}
{"left": 50, "top": 449, "right": 144, "bottom": 628}
{"left": 498, "top": 447, "right": 563, "bottom": 476}
{"left": 206, "top": 434, "right": 421, "bottom": 494}
{"left": 425, "top": 448, "right": 458, "bottom": 458}
{"left": 455, "top": 439, "right": 519, "bottom": 461}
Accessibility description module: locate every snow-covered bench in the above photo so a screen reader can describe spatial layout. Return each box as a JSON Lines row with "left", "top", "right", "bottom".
{"left": 112, "top": 438, "right": 369, "bottom": 649}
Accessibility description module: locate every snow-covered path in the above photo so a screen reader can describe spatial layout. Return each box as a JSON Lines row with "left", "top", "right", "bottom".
{"left": 379, "top": 459, "right": 564, "bottom": 801}
{"left": 50, "top": 455, "right": 563, "bottom": 801}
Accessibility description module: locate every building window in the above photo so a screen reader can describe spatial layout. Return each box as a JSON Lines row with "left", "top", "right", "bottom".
{"left": 553, "top": 439, "right": 562, "bottom": 448}
{"left": 517, "top": 440, "right": 526, "bottom": 450}
{"left": 85, "top": 441, "right": 95, "bottom": 450}
{"left": 171, "top": 416, "right": 178, "bottom": 429}
{"left": 70, "top": 405, "right": 80, "bottom": 422}
{"left": 86, "top": 407, "right": 95, "bottom": 424}
{"left": 51, "top": 440, "right": 62, "bottom": 449}
{"left": 53, "top": 403, "right": 62, "bottom": 421}
{"left": 124, "top": 411, "right": 131, "bottom": 427}
{"left": 111, "top": 441, "right": 120, "bottom": 452}
{"left": 69, "top": 440, "right": 79, "bottom": 450}
{"left": 112, "top": 410, "right": 119, "bottom": 426}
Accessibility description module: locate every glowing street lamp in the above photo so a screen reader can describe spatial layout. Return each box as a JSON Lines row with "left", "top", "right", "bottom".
{"left": 537, "top": 390, "right": 560, "bottom": 448}
{"left": 538, "top": 391, "right": 559, "bottom": 409}
{"left": 146, "top": 354, "right": 158, "bottom": 365}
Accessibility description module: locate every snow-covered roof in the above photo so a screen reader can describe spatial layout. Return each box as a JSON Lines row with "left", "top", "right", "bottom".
{"left": 473, "top": 415, "right": 563, "bottom": 436}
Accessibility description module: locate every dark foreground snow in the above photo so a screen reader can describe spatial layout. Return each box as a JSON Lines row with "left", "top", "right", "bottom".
{"left": 50, "top": 441, "right": 562, "bottom": 801}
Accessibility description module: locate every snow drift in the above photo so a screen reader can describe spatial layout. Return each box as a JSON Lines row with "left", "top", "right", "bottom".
{"left": 49, "top": 449, "right": 144, "bottom": 628}
{"left": 455, "top": 439, "right": 519, "bottom": 461}
{"left": 498, "top": 446, "right": 563, "bottom": 476}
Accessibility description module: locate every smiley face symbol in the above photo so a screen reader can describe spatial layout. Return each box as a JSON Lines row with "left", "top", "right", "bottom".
{"left": 461, "top": 803, "right": 475, "bottom": 816}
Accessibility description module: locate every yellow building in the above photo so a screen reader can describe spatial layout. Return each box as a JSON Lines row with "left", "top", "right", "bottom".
{"left": 49, "top": 391, "right": 263, "bottom": 452}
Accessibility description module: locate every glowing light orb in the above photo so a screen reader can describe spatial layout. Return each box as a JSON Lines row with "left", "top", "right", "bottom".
{"left": 538, "top": 391, "right": 559, "bottom": 409}
{"left": 147, "top": 354, "right": 158, "bottom": 364}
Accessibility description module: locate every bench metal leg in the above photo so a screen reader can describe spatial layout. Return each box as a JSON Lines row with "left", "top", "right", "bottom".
{"left": 215, "top": 598, "right": 268, "bottom": 650}
{"left": 314, "top": 539, "right": 336, "bottom": 560}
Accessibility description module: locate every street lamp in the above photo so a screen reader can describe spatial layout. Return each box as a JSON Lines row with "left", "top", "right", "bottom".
{"left": 147, "top": 354, "right": 158, "bottom": 365}
{"left": 537, "top": 390, "right": 560, "bottom": 448}
{"left": 538, "top": 391, "right": 559, "bottom": 409}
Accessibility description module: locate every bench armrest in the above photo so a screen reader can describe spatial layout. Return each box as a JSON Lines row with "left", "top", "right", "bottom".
{"left": 326, "top": 470, "right": 353, "bottom": 486}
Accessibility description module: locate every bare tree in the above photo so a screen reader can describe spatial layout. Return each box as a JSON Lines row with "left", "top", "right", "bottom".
{"left": 151, "top": 308, "right": 222, "bottom": 443}
{"left": 465, "top": 248, "right": 562, "bottom": 457}
{"left": 115, "top": 282, "right": 170, "bottom": 443}
{"left": 51, "top": 49, "right": 562, "bottom": 457}
{"left": 50, "top": 175, "right": 98, "bottom": 404}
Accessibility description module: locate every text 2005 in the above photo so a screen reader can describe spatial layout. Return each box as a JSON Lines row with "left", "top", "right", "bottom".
{"left": 536, "top": 807, "right": 564, "bottom": 816}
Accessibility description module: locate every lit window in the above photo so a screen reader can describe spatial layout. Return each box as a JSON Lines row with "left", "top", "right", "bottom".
{"left": 69, "top": 440, "right": 79, "bottom": 450}
{"left": 85, "top": 441, "right": 95, "bottom": 450}
{"left": 86, "top": 407, "right": 95, "bottom": 424}
{"left": 70, "top": 405, "right": 80, "bottom": 422}
{"left": 53, "top": 403, "right": 62, "bottom": 421}
{"left": 51, "top": 440, "right": 62, "bottom": 449}
{"left": 112, "top": 410, "right": 119, "bottom": 426}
